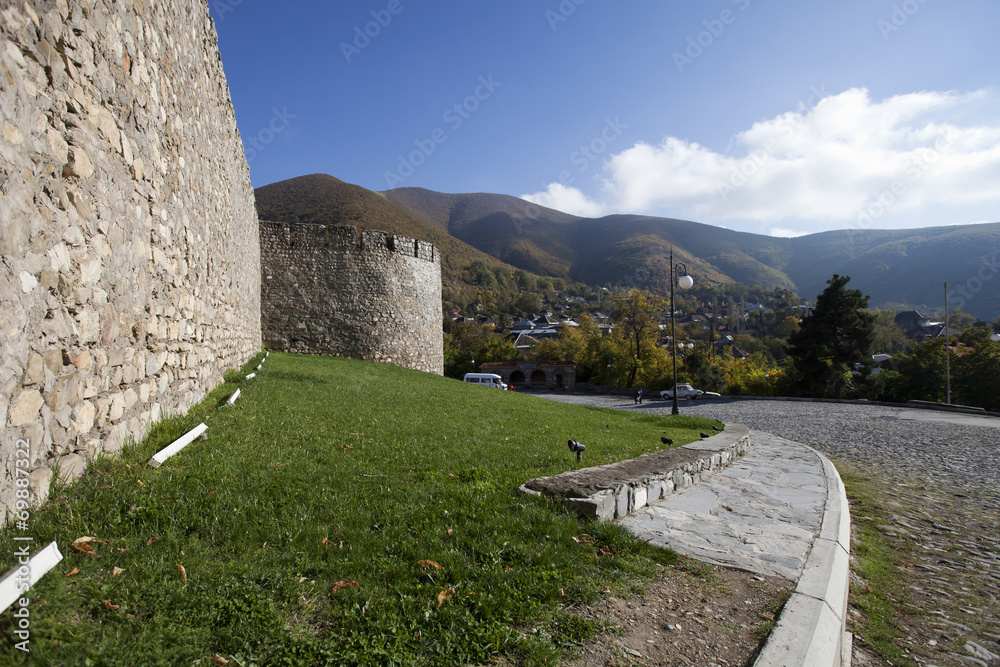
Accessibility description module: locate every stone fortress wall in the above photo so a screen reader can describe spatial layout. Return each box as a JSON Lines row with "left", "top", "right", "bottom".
{"left": 0, "top": 0, "right": 262, "bottom": 519}
{"left": 259, "top": 221, "right": 444, "bottom": 376}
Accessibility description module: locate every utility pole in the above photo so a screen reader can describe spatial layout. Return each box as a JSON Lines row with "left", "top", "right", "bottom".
{"left": 944, "top": 283, "right": 951, "bottom": 404}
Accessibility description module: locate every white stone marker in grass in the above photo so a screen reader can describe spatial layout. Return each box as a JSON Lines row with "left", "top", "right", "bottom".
{"left": 245, "top": 373, "right": 256, "bottom": 380}
{"left": 226, "top": 388, "right": 240, "bottom": 406}
{"left": 0, "top": 541, "right": 63, "bottom": 614}
{"left": 148, "top": 423, "right": 208, "bottom": 468}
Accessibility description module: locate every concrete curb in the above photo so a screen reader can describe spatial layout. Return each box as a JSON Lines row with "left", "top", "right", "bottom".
{"left": 753, "top": 445, "right": 852, "bottom": 667}
{"left": 518, "top": 425, "right": 752, "bottom": 521}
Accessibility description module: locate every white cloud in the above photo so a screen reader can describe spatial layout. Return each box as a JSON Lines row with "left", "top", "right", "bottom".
{"left": 520, "top": 182, "right": 606, "bottom": 218}
{"left": 521, "top": 88, "right": 1000, "bottom": 233}
{"left": 769, "top": 227, "right": 810, "bottom": 238}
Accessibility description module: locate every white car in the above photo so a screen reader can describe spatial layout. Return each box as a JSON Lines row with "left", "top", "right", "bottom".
{"left": 660, "top": 384, "right": 704, "bottom": 400}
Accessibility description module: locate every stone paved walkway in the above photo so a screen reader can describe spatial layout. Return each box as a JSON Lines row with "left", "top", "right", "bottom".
{"left": 533, "top": 392, "right": 1000, "bottom": 667}
{"left": 619, "top": 433, "right": 827, "bottom": 581}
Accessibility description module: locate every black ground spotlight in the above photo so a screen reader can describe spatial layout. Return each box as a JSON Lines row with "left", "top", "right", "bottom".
{"left": 567, "top": 439, "right": 586, "bottom": 462}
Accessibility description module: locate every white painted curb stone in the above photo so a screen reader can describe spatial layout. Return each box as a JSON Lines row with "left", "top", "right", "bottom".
{"left": 226, "top": 388, "right": 240, "bottom": 406}
{"left": 0, "top": 541, "right": 63, "bottom": 613}
{"left": 148, "top": 423, "right": 208, "bottom": 468}
{"left": 754, "top": 446, "right": 852, "bottom": 667}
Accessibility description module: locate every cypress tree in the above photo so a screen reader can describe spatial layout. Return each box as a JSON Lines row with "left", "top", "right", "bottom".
{"left": 786, "top": 275, "right": 876, "bottom": 399}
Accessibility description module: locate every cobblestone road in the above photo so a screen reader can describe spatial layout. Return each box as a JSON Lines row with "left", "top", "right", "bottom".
{"left": 537, "top": 394, "right": 1000, "bottom": 666}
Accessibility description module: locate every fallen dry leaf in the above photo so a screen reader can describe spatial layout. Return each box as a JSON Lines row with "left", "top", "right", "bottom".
{"left": 437, "top": 588, "right": 454, "bottom": 607}
{"left": 341, "top": 444, "right": 356, "bottom": 451}
{"left": 447, "top": 529, "right": 453, "bottom": 536}
{"left": 136, "top": 480, "right": 145, "bottom": 487}
{"left": 146, "top": 537, "right": 160, "bottom": 546}
{"left": 298, "top": 577, "right": 308, "bottom": 584}
{"left": 211, "top": 655, "right": 230, "bottom": 665}
{"left": 72, "top": 542, "right": 96, "bottom": 555}
{"left": 332, "top": 580, "right": 360, "bottom": 593}
{"left": 65, "top": 567, "right": 80, "bottom": 577}
{"left": 339, "top": 541, "right": 344, "bottom": 550}
{"left": 113, "top": 567, "right": 124, "bottom": 576}
{"left": 102, "top": 600, "right": 119, "bottom": 611}
{"left": 322, "top": 537, "right": 329, "bottom": 550}
{"left": 418, "top": 560, "right": 444, "bottom": 572}
{"left": 176, "top": 563, "right": 187, "bottom": 581}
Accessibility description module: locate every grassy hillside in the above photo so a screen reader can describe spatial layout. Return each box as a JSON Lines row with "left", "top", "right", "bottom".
{"left": 787, "top": 225, "right": 1000, "bottom": 316}
{"left": 386, "top": 190, "right": 804, "bottom": 291}
{"left": 0, "top": 353, "right": 720, "bottom": 665}
{"left": 386, "top": 187, "right": 1000, "bottom": 318}
{"left": 254, "top": 175, "right": 535, "bottom": 303}
{"left": 258, "top": 176, "right": 1000, "bottom": 318}
{"left": 384, "top": 188, "right": 582, "bottom": 277}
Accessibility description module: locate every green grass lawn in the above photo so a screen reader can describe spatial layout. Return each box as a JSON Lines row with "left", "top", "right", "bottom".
{"left": 1, "top": 352, "right": 720, "bottom": 666}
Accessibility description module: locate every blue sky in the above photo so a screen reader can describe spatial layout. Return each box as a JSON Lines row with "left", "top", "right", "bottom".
{"left": 209, "top": 0, "right": 1000, "bottom": 237}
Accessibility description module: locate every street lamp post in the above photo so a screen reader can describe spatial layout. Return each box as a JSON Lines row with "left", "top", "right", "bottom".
{"left": 669, "top": 249, "right": 694, "bottom": 415}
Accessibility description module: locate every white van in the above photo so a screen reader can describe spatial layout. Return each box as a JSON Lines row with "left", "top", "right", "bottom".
{"left": 463, "top": 373, "right": 508, "bottom": 390}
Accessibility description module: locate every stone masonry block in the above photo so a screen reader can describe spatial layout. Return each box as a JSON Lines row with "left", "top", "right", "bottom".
{"left": 632, "top": 485, "right": 648, "bottom": 511}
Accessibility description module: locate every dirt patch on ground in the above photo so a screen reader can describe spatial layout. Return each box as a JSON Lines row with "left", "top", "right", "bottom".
{"left": 560, "top": 557, "right": 792, "bottom": 667}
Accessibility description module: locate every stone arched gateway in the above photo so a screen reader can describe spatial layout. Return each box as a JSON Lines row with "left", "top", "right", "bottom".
{"left": 478, "top": 362, "right": 575, "bottom": 391}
